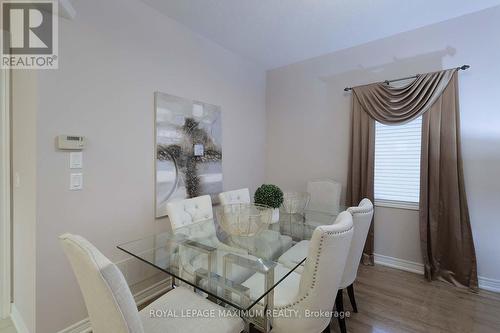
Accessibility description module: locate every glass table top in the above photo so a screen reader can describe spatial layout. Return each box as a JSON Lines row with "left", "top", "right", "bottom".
{"left": 117, "top": 219, "right": 306, "bottom": 311}
{"left": 279, "top": 206, "right": 346, "bottom": 241}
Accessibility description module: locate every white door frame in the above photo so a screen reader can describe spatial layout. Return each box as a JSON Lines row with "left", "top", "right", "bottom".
{"left": 0, "top": 32, "right": 12, "bottom": 319}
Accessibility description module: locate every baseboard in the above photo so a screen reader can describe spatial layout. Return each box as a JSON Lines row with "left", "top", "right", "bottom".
{"left": 56, "top": 278, "right": 171, "bottom": 333}
{"left": 478, "top": 276, "right": 500, "bottom": 293}
{"left": 57, "top": 319, "right": 92, "bottom": 333}
{"left": 133, "top": 279, "right": 172, "bottom": 305}
{"left": 374, "top": 253, "right": 425, "bottom": 275}
{"left": 374, "top": 253, "right": 500, "bottom": 293}
{"left": 10, "top": 304, "right": 30, "bottom": 333}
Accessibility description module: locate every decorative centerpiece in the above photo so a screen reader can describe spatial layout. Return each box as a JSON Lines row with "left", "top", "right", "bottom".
{"left": 254, "top": 184, "right": 284, "bottom": 223}
{"left": 216, "top": 204, "right": 272, "bottom": 237}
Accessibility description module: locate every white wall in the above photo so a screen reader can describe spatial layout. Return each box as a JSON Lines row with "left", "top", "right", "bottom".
{"left": 0, "top": 62, "right": 11, "bottom": 320}
{"left": 32, "top": 0, "right": 267, "bottom": 332}
{"left": 266, "top": 6, "right": 500, "bottom": 286}
{"left": 11, "top": 70, "right": 38, "bottom": 333}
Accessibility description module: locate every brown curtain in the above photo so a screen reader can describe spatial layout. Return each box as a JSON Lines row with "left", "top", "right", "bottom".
{"left": 346, "top": 69, "right": 478, "bottom": 289}
{"left": 346, "top": 95, "right": 375, "bottom": 265}
{"left": 420, "top": 74, "right": 478, "bottom": 290}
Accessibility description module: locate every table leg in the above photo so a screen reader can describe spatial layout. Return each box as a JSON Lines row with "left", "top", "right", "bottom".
{"left": 223, "top": 254, "right": 232, "bottom": 301}
{"left": 243, "top": 320, "right": 251, "bottom": 333}
{"left": 206, "top": 250, "right": 217, "bottom": 301}
{"left": 262, "top": 267, "right": 275, "bottom": 332}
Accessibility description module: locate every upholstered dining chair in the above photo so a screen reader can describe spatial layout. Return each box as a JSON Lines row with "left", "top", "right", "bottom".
{"left": 166, "top": 195, "right": 254, "bottom": 284}
{"left": 166, "top": 195, "right": 247, "bottom": 253}
{"left": 218, "top": 189, "right": 293, "bottom": 260}
{"left": 59, "top": 233, "right": 244, "bottom": 333}
{"left": 218, "top": 188, "right": 251, "bottom": 206}
{"left": 334, "top": 198, "right": 374, "bottom": 332}
{"left": 242, "top": 211, "right": 354, "bottom": 333}
{"left": 304, "top": 179, "right": 342, "bottom": 239}
{"left": 277, "top": 199, "right": 374, "bottom": 333}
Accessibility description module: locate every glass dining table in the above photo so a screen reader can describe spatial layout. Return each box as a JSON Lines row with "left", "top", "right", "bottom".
{"left": 279, "top": 209, "right": 344, "bottom": 241}
{"left": 117, "top": 207, "right": 342, "bottom": 332}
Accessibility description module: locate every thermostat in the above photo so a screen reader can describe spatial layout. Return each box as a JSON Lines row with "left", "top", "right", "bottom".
{"left": 57, "top": 135, "right": 86, "bottom": 150}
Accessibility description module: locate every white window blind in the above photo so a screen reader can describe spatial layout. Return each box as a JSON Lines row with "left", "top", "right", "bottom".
{"left": 374, "top": 116, "right": 422, "bottom": 205}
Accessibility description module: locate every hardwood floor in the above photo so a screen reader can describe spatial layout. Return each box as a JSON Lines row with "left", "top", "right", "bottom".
{"left": 325, "top": 265, "right": 500, "bottom": 333}
{"left": 3, "top": 265, "right": 498, "bottom": 333}
{"left": 145, "top": 264, "right": 500, "bottom": 333}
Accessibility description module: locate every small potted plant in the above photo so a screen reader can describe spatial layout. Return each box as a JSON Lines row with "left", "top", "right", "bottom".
{"left": 254, "top": 184, "right": 284, "bottom": 223}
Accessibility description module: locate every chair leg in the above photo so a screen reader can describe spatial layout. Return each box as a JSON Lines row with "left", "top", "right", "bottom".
{"left": 335, "top": 290, "right": 347, "bottom": 333}
{"left": 347, "top": 284, "right": 358, "bottom": 313}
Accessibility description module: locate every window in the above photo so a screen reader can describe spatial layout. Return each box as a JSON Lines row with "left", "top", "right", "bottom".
{"left": 374, "top": 116, "right": 422, "bottom": 208}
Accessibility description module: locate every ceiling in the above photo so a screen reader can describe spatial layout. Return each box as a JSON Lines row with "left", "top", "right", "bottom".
{"left": 141, "top": 0, "right": 500, "bottom": 69}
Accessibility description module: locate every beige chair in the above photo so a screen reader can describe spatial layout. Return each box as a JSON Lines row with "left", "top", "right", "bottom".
{"left": 334, "top": 199, "right": 374, "bottom": 332}
{"left": 166, "top": 195, "right": 246, "bottom": 254}
{"left": 166, "top": 195, "right": 254, "bottom": 284}
{"left": 218, "top": 189, "right": 293, "bottom": 260}
{"left": 242, "top": 212, "right": 354, "bottom": 333}
{"left": 59, "top": 233, "right": 244, "bottom": 333}
{"left": 218, "top": 188, "right": 251, "bottom": 206}
{"left": 277, "top": 199, "right": 374, "bottom": 333}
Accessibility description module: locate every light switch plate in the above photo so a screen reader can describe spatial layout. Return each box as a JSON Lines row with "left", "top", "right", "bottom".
{"left": 70, "top": 152, "right": 83, "bottom": 169}
{"left": 70, "top": 173, "right": 83, "bottom": 190}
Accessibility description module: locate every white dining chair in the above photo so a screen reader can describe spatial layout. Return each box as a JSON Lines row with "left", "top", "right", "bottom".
{"left": 242, "top": 211, "right": 354, "bottom": 333}
{"left": 166, "top": 195, "right": 215, "bottom": 230}
{"left": 59, "top": 233, "right": 244, "bottom": 333}
{"left": 304, "top": 179, "right": 342, "bottom": 239}
{"left": 218, "top": 188, "right": 251, "bottom": 206}
{"left": 277, "top": 199, "right": 374, "bottom": 333}
{"left": 166, "top": 195, "right": 254, "bottom": 284}
{"left": 218, "top": 189, "right": 293, "bottom": 260}
{"left": 334, "top": 198, "right": 374, "bottom": 332}
{"left": 166, "top": 195, "right": 247, "bottom": 253}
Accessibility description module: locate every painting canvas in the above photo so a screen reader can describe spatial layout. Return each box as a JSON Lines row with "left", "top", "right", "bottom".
{"left": 155, "top": 92, "right": 223, "bottom": 218}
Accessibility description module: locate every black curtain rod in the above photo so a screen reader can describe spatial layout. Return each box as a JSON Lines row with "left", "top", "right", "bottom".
{"left": 343, "top": 65, "right": 470, "bottom": 92}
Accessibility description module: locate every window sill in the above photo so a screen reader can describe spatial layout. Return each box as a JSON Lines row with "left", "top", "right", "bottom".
{"left": 374, "top": 200, "right": 419, "bottom": 211}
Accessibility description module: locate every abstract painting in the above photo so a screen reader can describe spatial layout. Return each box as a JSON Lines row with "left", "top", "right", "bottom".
{"left": 155, "top": 92, "right": 222, "bottom": 218}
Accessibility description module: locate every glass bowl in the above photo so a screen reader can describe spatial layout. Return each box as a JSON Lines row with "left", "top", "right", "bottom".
{"left": 216, "top": 203, "right": 273, "bottom": 237}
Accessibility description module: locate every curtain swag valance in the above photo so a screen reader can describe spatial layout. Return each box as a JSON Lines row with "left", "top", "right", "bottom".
{"left": 352, "top": 69, "right": 456, "bottom": 124}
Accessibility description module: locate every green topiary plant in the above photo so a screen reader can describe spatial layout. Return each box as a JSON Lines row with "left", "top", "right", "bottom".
{"left": 254, "top": 184, "right": 284, "bottom": 209}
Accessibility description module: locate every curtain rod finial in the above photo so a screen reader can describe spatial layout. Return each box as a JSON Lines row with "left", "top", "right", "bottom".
{"left": 460, "top": 65, "right": 470, "bottom": 70}
{"left": 344, "top": 87, "right": 352, "bottom": 92}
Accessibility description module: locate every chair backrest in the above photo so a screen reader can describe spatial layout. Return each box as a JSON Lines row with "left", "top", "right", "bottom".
{"left": 166, "top": 195, "right": 213, "bottom": 231}
{"left": 341, "top": 198, "right": 374, "bottom": 288}
{"left": 273, "top": 212, "right": 353, "bottom": 332}
{"left": 306, "top": 179, "right": 342, "bottom": 214}
{"left": 59, "top": 234, "right": 144, "bottom": 333}
{"left": 218, "top": 188, "right": 251, "bottom": 205}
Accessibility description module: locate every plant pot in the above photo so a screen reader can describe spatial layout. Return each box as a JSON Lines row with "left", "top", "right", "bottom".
{"left": 271, "top": 208, "right": 280, "bottom": 224}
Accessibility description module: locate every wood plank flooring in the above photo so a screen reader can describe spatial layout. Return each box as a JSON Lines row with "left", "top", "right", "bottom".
{"left": 325, "top": 265, "right": 500, "bottom": 333}
{"left": 70, "top": 263, "right": 500, "bottom": 333}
